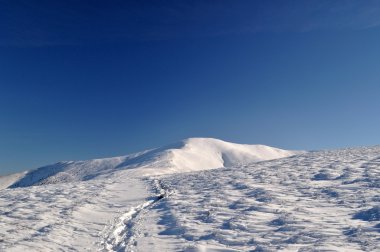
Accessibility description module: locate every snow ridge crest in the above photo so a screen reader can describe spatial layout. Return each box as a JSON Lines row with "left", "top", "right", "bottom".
{"left": 3, "top": 138, "right": 301, "bottom": 188}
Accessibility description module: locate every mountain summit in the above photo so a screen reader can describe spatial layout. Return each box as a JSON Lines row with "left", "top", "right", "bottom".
{"left": 3, "top": 138, "right": 300, "bottom": 189}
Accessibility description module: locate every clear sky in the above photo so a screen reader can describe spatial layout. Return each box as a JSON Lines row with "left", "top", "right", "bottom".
{"left": 1, "top": 0, "right": 380, "bottom": 174}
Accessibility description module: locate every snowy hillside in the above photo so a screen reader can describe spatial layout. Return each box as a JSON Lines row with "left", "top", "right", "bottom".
{"left": 0, "top": 171, "right": 27, "bottom": 190}
{"left": 3, "top": 138, "right": 298, "bottom": 189}
{"left": 1, "top": 139, "right": 379, "bottom": 251}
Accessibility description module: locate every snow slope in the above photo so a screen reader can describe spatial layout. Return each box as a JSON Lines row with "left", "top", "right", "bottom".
{"left": 0, "top": 171, "right": 150, "bottom": 251}
{"left": 139, "top": 147, "right": 380, "bottom": 251}
{"left": 0, "top": 171, "right": 27, "bottom": 190}
{"left": 1, "top": 139, "right": 379, "bottom": 251}
{"left": 4, "top": 138, "right": 298, "bottom": 188}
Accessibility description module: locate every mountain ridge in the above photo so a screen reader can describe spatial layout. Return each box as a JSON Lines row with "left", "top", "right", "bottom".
{"left": 2, "top": 138, "right": 302, "bottom": 189}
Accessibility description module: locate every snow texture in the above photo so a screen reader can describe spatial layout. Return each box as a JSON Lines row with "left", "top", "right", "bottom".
{"left": 5, "top": 138, "right": 298, "bottom": 188}
{"left": 0, "top": 138, "right": 379, "bottom": 251}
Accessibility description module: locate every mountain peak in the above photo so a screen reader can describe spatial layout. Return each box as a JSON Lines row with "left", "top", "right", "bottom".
{"left": 3, "top": 138, "right": 301, "bottom": 188}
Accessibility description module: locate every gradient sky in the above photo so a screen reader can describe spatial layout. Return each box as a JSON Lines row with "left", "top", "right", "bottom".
{"left": 1, "top": 0, "right": 380, "bottom": 174}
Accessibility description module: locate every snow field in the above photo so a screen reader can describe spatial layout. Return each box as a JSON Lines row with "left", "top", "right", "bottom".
{"left": 0, "top": 139, "right": 379, "bottom": 251}
{"left": 135, "top": 147, "right": 380, "bottom": 251}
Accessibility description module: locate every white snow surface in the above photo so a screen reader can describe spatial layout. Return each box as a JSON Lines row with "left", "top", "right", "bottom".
{"left": 0, "top": 138, "right": 379, "bottom": 251}
{"left": 4, "top": 138, "right": 298, "bottom": 188}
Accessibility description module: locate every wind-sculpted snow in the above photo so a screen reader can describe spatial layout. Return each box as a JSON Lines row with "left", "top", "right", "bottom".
{"left": 136, "top": 146, "right": 380, "bottom": 251}
{"left": 0, "top": 170, "right": 150, "bottom": 251}
{"left": 1, "top": 140, "right": 379, "bottom": 251}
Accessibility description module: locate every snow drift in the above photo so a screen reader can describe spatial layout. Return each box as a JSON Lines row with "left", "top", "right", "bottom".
{"left": 3, "top": 138, "right": 300, "bottom": 188}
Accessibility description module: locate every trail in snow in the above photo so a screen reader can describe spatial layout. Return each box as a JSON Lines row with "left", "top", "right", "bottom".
{"left": 101, "top": 198, "right": 156, "bottom": 251}
{"left": 0, "top": 172, "right": 149, "bottom": 251}
{"left": 100, "top": 179, "right": 172, "bottom": 252}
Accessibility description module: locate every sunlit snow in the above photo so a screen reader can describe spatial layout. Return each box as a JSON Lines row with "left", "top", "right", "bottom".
{"left": 0, "top": 138, "right": 379, "bottom": 251}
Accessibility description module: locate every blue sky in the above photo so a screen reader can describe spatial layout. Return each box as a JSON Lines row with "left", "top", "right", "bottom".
{"left": 1, "top": 0, "right": 380, "bottom": 174}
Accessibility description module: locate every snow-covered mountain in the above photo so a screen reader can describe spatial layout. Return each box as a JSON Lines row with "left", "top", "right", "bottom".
{"left": 1, "top": 139, "right": 379, "bottom": 251}
{"left": 3, "top": 138, "right": 299, "bottom": 189}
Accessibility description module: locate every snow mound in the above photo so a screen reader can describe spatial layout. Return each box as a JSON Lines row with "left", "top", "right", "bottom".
{"left": 140, "top": 138, "right": 300, "bottom": 175}
{"left": 4, "top": 138, "right": 301, "bottom": 188}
